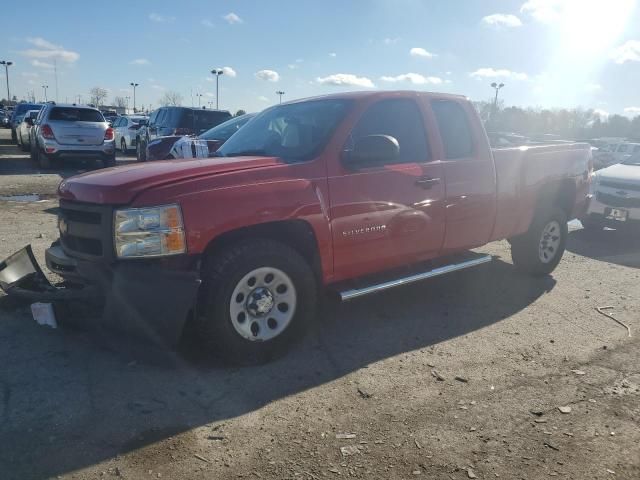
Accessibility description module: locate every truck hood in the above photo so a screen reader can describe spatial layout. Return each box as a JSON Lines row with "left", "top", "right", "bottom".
{"left": 597, "top": 163, "right": 640, "bottom": 183}
{"left": 58, "top": 156, "right": 282, "bottom": 205}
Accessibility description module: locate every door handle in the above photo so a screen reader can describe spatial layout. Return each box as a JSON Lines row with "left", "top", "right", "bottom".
{"left": 415, "top": 177, "right": 440, "bottom": 189}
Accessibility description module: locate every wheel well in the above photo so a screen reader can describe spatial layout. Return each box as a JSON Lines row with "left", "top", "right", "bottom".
{"left": 202, "top": 220, "right": 322, "bottom": 279}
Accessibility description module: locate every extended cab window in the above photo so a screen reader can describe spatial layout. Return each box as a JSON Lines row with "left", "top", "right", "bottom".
{"left": 432, "top": 100, "right": 474, "bottom": 159}
{"left": 349, "top": 99, "right": 430, "bottom": 163}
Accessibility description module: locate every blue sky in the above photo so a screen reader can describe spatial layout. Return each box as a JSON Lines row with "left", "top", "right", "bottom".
{"left": 2, "top": 0, "right": 640, "bottom": 117}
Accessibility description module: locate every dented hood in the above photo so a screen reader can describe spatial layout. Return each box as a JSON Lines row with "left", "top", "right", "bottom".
{"left": 58, "top": 156, "right": 281, "bottom": 205}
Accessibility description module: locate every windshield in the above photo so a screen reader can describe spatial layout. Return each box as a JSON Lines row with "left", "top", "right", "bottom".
{"left": 217, "top": 99, "right": 351, "bottom": 162}
{"left": 49, "top": 108, "right": 105, "bottom": 122}
{"left": 199, "top": 114, "right": 255, "bottom": 141}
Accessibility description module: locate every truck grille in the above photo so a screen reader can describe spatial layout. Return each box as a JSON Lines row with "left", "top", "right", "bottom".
{"left": 58, "top": 200, "right": 114, "bottom": 261}
{"left": 596, "top": 191, "right": 640, "bottom": 209}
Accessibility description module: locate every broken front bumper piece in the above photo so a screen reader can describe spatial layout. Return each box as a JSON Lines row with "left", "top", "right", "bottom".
{"left": 0, "top": 244, "right": 201, "bottom": 346}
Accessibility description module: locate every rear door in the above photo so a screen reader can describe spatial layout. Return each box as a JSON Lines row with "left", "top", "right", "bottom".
{"left": 431, "top": 99, "right": 497, "bottom": 251}
{"left": 328, "top": 97, "right": 446, "bottom": 279}
{"left": 48, "top": 107, "right": 107, "bottom": 146}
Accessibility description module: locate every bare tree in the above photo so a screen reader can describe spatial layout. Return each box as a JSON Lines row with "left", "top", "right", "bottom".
{"left": 159, "top": 91, "right": 183, "bottom": 106}
{"left": 89, "top": 87, "right": 108, "bottom": 108}
{"left": 113, "top": 96, "right": 127, "bottom": 108}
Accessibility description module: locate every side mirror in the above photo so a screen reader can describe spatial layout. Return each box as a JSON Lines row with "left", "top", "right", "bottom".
{"left": 344, "top": 134, "right": 400, "bottom": 168}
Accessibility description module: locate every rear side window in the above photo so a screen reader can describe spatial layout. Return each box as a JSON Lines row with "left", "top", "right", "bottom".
{"left": 350, "top": 99, "right": 430, "bottom": 163}
{"left": 49, "top": 108, "right": 104, "bottom": 122}
{"left": 432, "top": 100, "right": 474, "bottom": 159}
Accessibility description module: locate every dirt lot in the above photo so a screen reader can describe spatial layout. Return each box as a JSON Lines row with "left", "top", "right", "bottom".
{"left": 0, "top": 128, "right": 639, "bottom": 480}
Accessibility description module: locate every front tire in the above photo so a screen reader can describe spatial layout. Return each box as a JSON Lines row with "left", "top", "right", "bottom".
{"left": 196, "top": 239, "right": 317, "bottom": 365}
{"left": 121, "top": 138, "right": 127, "bottom": 153}
{"left": 511, "top": 207, "right": 568, "bottom": 276}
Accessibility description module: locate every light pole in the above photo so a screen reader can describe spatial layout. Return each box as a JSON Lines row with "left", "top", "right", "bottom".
{"left": 125, "top": 96, "right": 130, "bottom": 112}
{"left": 210, "top": 69, "right": 224, "bottom": 109}
{"left": 42, "top": 84, "right": 49, "bottom": 102}
{"left": 207, "top": 101, "right": 214, "bottom": 108}
{"left": 130, "top": 82, "right": 139, "bottom": 112}
{"left": 490, "top": 82, "right": 504, "bottom": 122}
{"left": 276, "top": 90, "right": 285, "bottom": 104}
{"left": 196, "top": 93, "right": 203, "bottom": 107}
{"left": 0, "top": 60, "right": 13, "bottom": 105}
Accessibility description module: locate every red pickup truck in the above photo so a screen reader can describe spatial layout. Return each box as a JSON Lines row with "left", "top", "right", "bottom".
{"left": 0, "top": 91, "right": 592, "bottom": 363}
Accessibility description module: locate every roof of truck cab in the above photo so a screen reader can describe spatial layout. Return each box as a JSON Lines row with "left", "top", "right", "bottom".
{"left": 282, "top": 90, "right": 468, "bottom": 105}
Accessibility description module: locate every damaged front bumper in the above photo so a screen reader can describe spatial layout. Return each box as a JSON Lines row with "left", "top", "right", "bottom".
{"left": 0, "top": 244, "right": 202, "bottom": 347}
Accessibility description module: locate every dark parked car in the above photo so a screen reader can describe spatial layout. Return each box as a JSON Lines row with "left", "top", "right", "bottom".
{"left": 0, "top": 110, "right": 11, "bottom": 128}
{"left": 10, "top": 103, "right": 43, "bottom": 142}
{"left": 136, "top": 106, "right": 232, "bottom": 161}
{"left": 146, "top": 113, "right": 255, "bottom": 161}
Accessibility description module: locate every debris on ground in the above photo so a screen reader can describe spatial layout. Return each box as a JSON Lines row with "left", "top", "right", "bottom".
{"left": 558, "top": 406, "right": 572, "bottom": 414}
{"left": 544, "top": 441, "right": 560, "bottom": 451}
{"left": 194, "top": 454, "right": 211, "bottom": 463}
{"left": 596, "top": 306, "right": 631, "bottom": 337}
{"left": 335, "top": 433, "right": 356, "bottom": 439}
{"left": 571, "top": 369, "right": 586, "bottom": 375}
{"left": 455, "top": 376, "right": 469, "bottom": 383}
{"left": 357, "top": 388, "right": 372, "bottom": 399}
{"left": 467, "top": 467, "right": 478, "bottom": 478}
{"left": 340, "top": 445, "right": 361, "bottom": 457}
{"left": 431, "top": 370, "right": 445, "bottom": 381}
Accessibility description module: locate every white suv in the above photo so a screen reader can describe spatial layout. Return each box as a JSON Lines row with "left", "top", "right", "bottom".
{"left": 30, "top": 104, "right": 116, "bottom": 169}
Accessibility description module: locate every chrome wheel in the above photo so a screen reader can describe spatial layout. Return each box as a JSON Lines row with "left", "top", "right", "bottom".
{"left": 229, "top": 267, "right": 297, "bottom": 342}
{"left": 539, "top": 220, "right": 561, "bottom": 263}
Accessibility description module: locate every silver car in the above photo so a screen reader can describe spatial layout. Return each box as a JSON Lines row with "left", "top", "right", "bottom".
{"left": 16, "top": 110, "right": 40, "bottom": 152}
{"left": 31, "top": 104, "right": 116, "bottom": 169}
{"left": 113, "top": 115, "right": 148, "bottom": 153}
{"left": 582, "top": 154, "right": 640, "bottom": 232}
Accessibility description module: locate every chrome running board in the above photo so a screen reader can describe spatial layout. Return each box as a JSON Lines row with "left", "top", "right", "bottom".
{"left": 339, "top": 254, "right": 492, "bottom": 301}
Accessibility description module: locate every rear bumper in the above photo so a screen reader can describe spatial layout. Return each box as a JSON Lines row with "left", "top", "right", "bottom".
{"left": 40, "top": 139, "right": 115, "bottom": 158}
{"left": 1, "top": 243, "right": 201, "bottom": 346}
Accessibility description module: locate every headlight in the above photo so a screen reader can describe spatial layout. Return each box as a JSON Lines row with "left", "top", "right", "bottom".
{"left": 114, "top": 204, "right": 186, "bottom": 258}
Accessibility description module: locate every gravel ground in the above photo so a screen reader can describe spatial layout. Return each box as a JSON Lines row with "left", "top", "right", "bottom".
{"left": 0, "top": 129, "right": 639, "bottom": 480}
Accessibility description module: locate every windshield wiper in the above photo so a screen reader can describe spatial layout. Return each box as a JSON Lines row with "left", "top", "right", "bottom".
{"left": 224, "top": 149, "right": 270, "bottom": 157}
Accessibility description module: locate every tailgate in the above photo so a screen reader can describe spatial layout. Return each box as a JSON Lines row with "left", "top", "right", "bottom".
{"left": 50, "top": 121, "right": 106, "bottom": 146}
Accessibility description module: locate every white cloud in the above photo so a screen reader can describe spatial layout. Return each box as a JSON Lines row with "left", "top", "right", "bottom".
{"left": 222, "top": 66, "right": 237, "bottom": 77}
{"left": 409, "top": 47, "right": 435, "bottom": 58}
{"left": 26, "top": 37, "right": 62, "bottom": 50}
{"left": 329, "top": 52, "right": 337, "bottom": 57}
{"left": 384, "top": 37, "right": 400, "bottom": 45}
{"left": 610, "top": 40, "right": 640, "bottom": 64}
{"left": 151, "top": 85, "right": 165, "bottom": 90}
{"left": 317, "top": 73, "right": 375, "bottom": 88}
{"left": 470, "top": 68, "right": 528, "bottom": 80}
{"left": 205, "top": 92, "right": 215, "bottom": 98}
{"left": 119, "top": 88, "right": 130, "bottom": 93}
{"left": 255, "top": 69, "right": 280, "bottom": 82}
{"left": 585, "top": 83, "right": 602, "bottom": 93}
{"left": 201, "top": 19, "right": 214, "bottom": 28}
{"left": 295, "top": 58, "right": 303, "bottom": 63}
{"left": 520, "top": 0, "right": 562, "bottom": 23}
{"left": 21, "top": 72, "right": 39, "bottom": 78}
{"left": 223, "top": 12, "right": 243, "bottom": 24}
{"left": 149, "top": 13, "right": 175, "bottom": 23}
{"left": 27, "top": 79, "right": 36, "bottom": 85}
{"left": 31, "top": 59, "right": 54, "bottom": 69}
{"left": 258, "top": 96, "right": 270, "bottom": 102}
{"left": 624, "top": 106, "right": 640, "bottom": 116}
{"left": 129, "top": 58, "right": 150, "bottom": 66}
{"left": 482, "top": 13, "right": 522, "bottom": 27}
{"left": 288, "top": 64, "right": 298, "bottom": 70}
{"left": 593, "top": 109, "right": 609, "bottom": 119}
{"left": 22, "top": 37, "right": 79, "bottom": 63}
{"left": 380, "top": 73, "right": 443, "bottom": 85}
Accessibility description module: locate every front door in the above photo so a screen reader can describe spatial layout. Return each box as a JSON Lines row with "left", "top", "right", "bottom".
{"left": 328, "top": 98, "right": 446, "bottom": 280}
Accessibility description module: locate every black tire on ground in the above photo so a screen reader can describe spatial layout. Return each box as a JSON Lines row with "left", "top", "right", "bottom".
{"left": 11, "top": 129, "right": 17, "bottom": 143}
{"left": 195, "top": 239, "right": 317, "bottom": 365}
{"left": 121, "top": 138, "right": 127, "bottom": 153}
{"left": 20, "top": 135, "right": 30, "bottom": 152}
{"left": 511, "top": 206, "right": 568, "bottom": 276}
{"left": 136, "top": 138, "right": 146, "bottom": 162}
{"left": 103, "top": 153, "right": 116, "bottom": 168}
{"left": 35, "top": 148, "right": 52, "bottom": 169}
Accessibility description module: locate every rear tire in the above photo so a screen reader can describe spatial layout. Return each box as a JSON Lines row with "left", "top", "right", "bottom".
{"left": 20, "top": 134, "right": 30, "bottom": 152}
{"left": 511, "top": 207, "right": 568, "bottom": 276}
{"left": 195, "top": 239, "right": 317, "bottom": 365}
{"left": 121, "top": 138, "right": 127, "bottom": 153}
{"left": 136, "top": 138, "right": 147, "bottom": 162}
{"left": 103, "top": 153, "right": 116, "bottom": 168}
{"left": 35, "top": 148, "right": 52, "bottom": 169}
{"left": 11, "top": 129, "right": 17, "bottom": 143}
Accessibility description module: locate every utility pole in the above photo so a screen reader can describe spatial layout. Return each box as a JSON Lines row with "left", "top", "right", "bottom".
{"left": 211, "top": 68, "right": 224, "bottom": 109}
{"left": 42, "top": 84, "right": 49, "bottom": 102}
{"left": 130, "top": 82, "right": 139, "bottom": 112}
{"left": 196, "top": 93, "right": 203, "bottom": 107}
{"left": 125, "top": 96, "right": 130, "bottom": 113}
{"left": 0, "top": 60, "right": 12, "bottom": 106}
{"left": 77, "top": 94, "right": 82, "bottom": 104}
{"left": 276, "top": 90, "right": 285, "bottom": 104}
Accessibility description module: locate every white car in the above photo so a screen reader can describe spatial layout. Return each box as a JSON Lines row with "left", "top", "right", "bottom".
{"left": 582, "top": 154, "right": 640, "bottom": 232}
{"left": 594, "top": 142, "right": 640, "bottom": 170}
{"left": 113, "top": 115, "right": 148, "bottom": 153}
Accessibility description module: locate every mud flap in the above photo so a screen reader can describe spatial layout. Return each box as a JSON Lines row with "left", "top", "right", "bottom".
{"left": 101, "top": 264, "right": 201, "bottom": 348}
